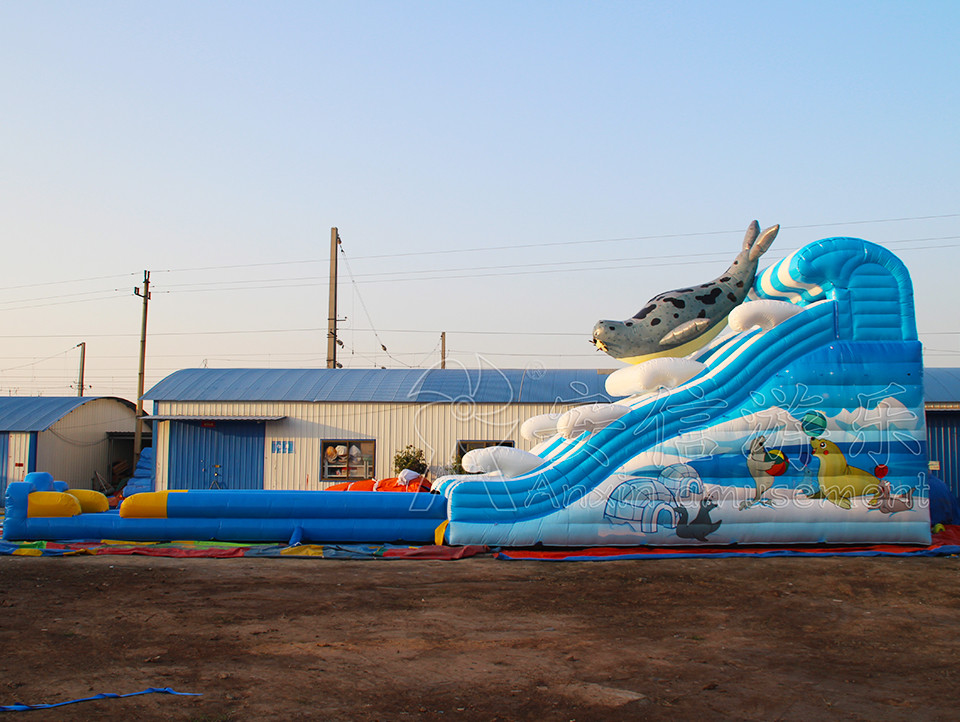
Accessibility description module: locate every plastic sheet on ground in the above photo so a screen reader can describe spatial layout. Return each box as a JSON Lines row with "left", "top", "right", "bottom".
{"left": 494, "top": 525, "right": 960, "bottom": 561}
{"left": 0, "top": 538, "right": 489, "bottom": 560}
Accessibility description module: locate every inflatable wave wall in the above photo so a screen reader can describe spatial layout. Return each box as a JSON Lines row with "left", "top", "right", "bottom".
{"left": 434, "top": 237, "right": 931, "bottom": 546}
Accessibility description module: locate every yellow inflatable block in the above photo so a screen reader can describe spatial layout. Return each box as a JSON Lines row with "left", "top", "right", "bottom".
{"left": 119, "top": 491, "right": 173, "bottom": 519}
{"left": 27, "top": 491, "right": 82, "bottom": 518}
{"left": 67, "top": 489, "right": 110, "bottom": 513}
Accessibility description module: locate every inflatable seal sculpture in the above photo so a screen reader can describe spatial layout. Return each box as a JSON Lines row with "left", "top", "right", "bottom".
{"left": 591, "top": 220, "right": 779, "bottom": 364}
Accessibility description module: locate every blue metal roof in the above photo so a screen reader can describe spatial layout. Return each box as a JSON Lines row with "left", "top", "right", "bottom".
{"left": 0, "top": 397, "right": 134, "bottom": 432}
{"left": 924, "top": 368, "right": 960, "bottom": 404}
{"left": 144, "top": 367, "right": 960, "bottom": 406}
{"left": 143, "top": 368, "right": 616, "bottom": 405}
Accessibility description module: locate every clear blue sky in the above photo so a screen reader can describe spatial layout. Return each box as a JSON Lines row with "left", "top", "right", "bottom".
{"left": 1, "top": 1, "right": 958, "bottom": 401}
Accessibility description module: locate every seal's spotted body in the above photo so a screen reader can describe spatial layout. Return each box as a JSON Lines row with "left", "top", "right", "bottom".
{"left": 592, "top": 221, "right": 779, "bottom": 364}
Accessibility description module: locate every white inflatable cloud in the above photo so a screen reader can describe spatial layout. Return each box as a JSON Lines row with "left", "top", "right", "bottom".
{"left": 461, "top": 446, "right": 544, "bottom": 476}
{"left": 605, "top": 358, "right": 706, "bottom": 398}
{"left": 557, "top": 403, "right": 631, "bottom": 439}
{"left": 519, "top": 413, "right": 563, "bottom": 442}
{"left": 728, "top": 299, "right": 801, "bottom": 333}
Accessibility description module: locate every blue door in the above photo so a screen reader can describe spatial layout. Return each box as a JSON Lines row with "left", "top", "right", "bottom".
{"left": 168, "top": 421, "right": 265, "bottom": 490}
{"left": 928, "top": 412, "right": 960, "bottom": 498}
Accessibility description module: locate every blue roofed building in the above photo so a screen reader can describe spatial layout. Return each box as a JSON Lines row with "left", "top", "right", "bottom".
{"left": 0, "top": 396, "right": 139, "bottom": 503}
{"left": 922, "top": 368, "right": 960, "bottom": 498}
{"left": 142, "top": 367, "right": 615, "bottom": 491}
{"left": 137, "top": 365, "right": 960, "bottom": 499}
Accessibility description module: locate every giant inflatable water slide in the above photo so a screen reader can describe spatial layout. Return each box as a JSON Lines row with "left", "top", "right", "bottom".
{"left": 435, "top": 231, "right": 931, "bottom": 546}
{"left": 3, "top": 230, "right": 932, "bottom": 547}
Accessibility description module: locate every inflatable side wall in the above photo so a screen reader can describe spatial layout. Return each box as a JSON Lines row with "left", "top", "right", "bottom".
{"left": 3, "top": 472, "right": 446, "bottom": 544}
{"left": 435, "top": 238, "right": 931, "bottom": 546}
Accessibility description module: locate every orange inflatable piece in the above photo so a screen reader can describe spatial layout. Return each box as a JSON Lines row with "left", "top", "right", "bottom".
{"left": 325, "top": 475, "right": 432, "bottom": 493}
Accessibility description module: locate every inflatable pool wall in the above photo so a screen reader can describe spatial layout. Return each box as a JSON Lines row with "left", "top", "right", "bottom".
{"left": 434, "top": 237, "right": 931, "bottom": 546}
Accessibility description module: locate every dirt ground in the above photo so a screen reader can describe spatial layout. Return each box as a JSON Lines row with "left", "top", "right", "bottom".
{"left": 1, "top": 554, "right": 959, "bottom": 721}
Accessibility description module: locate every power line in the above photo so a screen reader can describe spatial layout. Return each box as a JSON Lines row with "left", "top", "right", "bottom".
{"left": 144, "top": 233, "right": 960, "bottom": 293}
{"left": 148, "top": 211, "right": 960, "bottom": 272}
{"left": 3, "top": 222, "right": 959, "bottom": 309}
{"left": 0, "top": 292, "right": 128, "bottom": 313}
{"left": 0, "top": 345, "right": 79, "bottom": 373}
{"left": 0, "top": 272, "right": 138, "bottom": 294}
{"left": 338, "top": 245, "right": 411, "bottom": 368}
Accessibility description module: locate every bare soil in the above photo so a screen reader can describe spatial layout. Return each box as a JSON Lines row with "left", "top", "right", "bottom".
{"left": 1, "top": 554, "right": 959, "bottom": 721}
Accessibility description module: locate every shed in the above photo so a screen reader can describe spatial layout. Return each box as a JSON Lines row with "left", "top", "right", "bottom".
{"left": 142, "top": 368, "right": 614, "bottom": 491}
{"left": 923, "top": 368, "right": 960, "bottom": 498}
{"left": 0, "top": 396, "right": 139, "bottom": 502}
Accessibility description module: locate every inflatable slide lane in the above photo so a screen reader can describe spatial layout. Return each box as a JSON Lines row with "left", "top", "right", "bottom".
{"left": 434, "top": 234, "right": 931, "bottom": 547}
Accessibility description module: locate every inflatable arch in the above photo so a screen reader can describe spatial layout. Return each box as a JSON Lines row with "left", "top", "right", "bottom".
{"left": 3, "top": 235, "right": 932, "bottom": 547}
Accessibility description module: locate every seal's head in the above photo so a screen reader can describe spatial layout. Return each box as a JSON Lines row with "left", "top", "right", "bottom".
{"left": 591, "top": 319, "right": 639, "bottom": 358}
{"left": 811, "top": 438, "right": 838, "bottom": 458}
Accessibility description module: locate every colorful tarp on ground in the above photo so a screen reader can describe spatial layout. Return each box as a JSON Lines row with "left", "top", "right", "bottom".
{"left": 2, "top": 528, "right": 959, "bottom": 560}
{"left": 0, "top": 538, "right": 489, "bottom": 560}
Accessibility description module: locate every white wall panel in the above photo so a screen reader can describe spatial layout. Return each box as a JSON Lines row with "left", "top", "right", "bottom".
{"left": 37, "top": 398, "right": 137, "bottom": 488}
{"left": 153, "top": 399, "right": 583, "bottom": 490}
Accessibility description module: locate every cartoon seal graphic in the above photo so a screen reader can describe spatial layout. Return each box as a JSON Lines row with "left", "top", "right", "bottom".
{"left": 591, "top": 220, "right": 779, "bottom": 364}
{"left": 807, "top": 438, "right": 884, "bottom": 509}
{"left": 674, "top": 495, "right": 722, "bottom": 542}
{"left": 739, "top": 435, "right": 788, "bottom": 510}
{"left": 869, "top": 479, "right": 915, "bottom": 514}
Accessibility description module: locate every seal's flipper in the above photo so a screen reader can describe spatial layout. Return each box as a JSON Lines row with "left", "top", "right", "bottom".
{"left": 659, "top": 318, "right": 711, "bottom": 346}
{"left": 741, "top": 220, "right": 760, "bottom": 252}
{"left": 749, "top": 224, "right": 780, "bottom": 262}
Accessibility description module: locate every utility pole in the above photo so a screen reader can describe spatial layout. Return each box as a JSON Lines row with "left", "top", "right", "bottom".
{"left": 76, "top": 342, "right": 86, "bottom": 397}
{"left": 441, "top": 332, "right": 446, "bottom": 369}
{"left": 134, "top": 270, "right": 151, "bottom": 463}
{"left": 326, "top": 228, "right": 341, "bottom": 369}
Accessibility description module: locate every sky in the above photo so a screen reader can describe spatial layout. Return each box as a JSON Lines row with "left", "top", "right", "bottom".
{"left": 1, "top": 1, "right": 959, "bottom": 402}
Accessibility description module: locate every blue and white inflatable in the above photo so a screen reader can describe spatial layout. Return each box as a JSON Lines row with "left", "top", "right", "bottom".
{"left": 2, "top": 232, "right": 933, "bottom": 547}
{"left": 434, "top": 236, "right": 931, "bottom": 546}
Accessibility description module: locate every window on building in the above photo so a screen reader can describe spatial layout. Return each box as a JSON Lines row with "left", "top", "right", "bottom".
{"left": 322, "top": 440, "right": 375, "bottom": 480}
{"left": 454, "top": 439, "right": 515, "bottom": 472}
{"left": 456, "top": 439, "right": 515, "bottom": 458}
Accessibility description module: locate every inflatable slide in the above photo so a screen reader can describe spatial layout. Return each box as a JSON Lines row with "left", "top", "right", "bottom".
{"left": 433, "top": 234, "right": 931, "bottom": 547}
{"left": 2, "top": 229, "right": 932, "bottom": 547}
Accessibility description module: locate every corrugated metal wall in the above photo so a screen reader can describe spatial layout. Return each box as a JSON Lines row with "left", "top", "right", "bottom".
{"left": 36, "top": 397, "right": 137, "bottom": 489}
{"left": 6, "top": 432, "right": 35, "bottom": 487}
{"left": 168, "top": 420, "right": 265, "bottom": 490}
{"left": 0, "top": 432, "right": 7, "bottom": 505}
{"left": 153, "top": 400, "right": 583, "bottom": 491}
{"left": 927, "top": 411, "right": 960, "bottom": 497}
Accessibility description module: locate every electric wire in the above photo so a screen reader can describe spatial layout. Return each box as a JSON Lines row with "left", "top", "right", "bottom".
{"left": 148, "top": 212, "right": 960, "bottom": 272}
{"left": 337, "top": 244, "right": 412, "bottom": 368}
